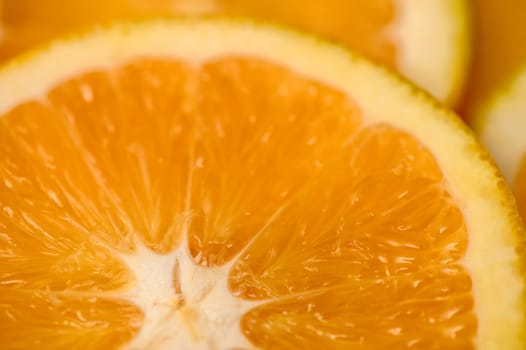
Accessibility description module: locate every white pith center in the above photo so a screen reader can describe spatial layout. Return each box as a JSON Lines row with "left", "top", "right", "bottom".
{"left": 119, "top": 245, "right": 258, "bottom": 349}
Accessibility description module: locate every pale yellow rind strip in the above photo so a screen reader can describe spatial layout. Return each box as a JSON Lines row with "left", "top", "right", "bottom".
{"left": 476, "top": 67, "right": 526, "bottom": 183}
{"left": 0, "top": 20, "right": 523, "bottom": 349}
{"left": 393, "top": 0, "right": 470, "bottom": 105}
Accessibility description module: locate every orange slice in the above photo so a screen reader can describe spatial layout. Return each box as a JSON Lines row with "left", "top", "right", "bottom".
{"left": 460, "top": 0, "right": 526, "bottom": 119}
{"left": 0, "top": 20, "right": 524, "bottom": 349}
{"left": 0, "top": 0, "right": 470, "bottom": 105}
{"left": 475, "top": 66, "right": 526, "bottom": 222}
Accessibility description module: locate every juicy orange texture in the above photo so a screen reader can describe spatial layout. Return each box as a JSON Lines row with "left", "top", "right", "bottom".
{"left": 0, "top": 58, "right": 476, "bottom": 348}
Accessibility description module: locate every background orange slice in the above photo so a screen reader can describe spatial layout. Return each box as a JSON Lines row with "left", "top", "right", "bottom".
{"left": 460, "top": 0, "right": 526, "bottom": 119}
{"left": 475, "top": 66, "right": 526, "bottom": 223}
{"left": 0, "top": 0, "right": 470, "bottom": 104}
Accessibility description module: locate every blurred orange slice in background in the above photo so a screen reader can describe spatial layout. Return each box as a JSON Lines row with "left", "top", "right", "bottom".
{"left": 0, "top": 0, "right": 470, "bottom": 105}
{"left": 475, "top": 66, "right": 526, "bottom": 223}
{"left": 0, "top": 20, "right": 524, "bottom": 349}
{"left": 461, "top": 0, "right": 526, "bottom": 119}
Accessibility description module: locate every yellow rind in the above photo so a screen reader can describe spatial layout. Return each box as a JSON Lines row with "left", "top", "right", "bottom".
{"left": 473, "top": 70, "right": 526, "bottom": 350}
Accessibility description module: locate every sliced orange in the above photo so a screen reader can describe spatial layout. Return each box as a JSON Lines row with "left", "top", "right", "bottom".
{"left": 475, "top": 66, "right": 526, "bottom": 222}
{"left": 0, "top": 20, "right": 524, "bottom": 349}
{"left": 460, "top": 0, "right": 526, "bottom": 119}
{"left": 0, "top": 0, "right": 470, "bottom": 104}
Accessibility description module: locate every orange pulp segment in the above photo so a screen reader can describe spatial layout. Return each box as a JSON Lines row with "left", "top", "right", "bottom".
{"left": 0, "top": 289, "right": 143, "bottom": 349}
{"left": 0, "top": 56, "right": 477, "bottom": 348}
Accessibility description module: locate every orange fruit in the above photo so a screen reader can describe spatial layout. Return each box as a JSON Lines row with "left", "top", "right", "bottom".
{"left": 460, "top": 0, "right": 526, "bottom": 119}
{"left": 475, "top": 66, "right": 526, "bottom": 222}
{"left": 0, "top": 20, "right": 524, "bottom": 349}
{"left": 0, "top": 0, "right": 470, "bottom": 104}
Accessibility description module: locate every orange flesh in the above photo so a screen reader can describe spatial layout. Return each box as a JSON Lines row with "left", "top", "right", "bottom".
{"left": 0, "top": 58, "right": 475, "bottom": 348}
{"left": 0, "top": 0, "right": 396, "bottom": 68}
{"left": 514, "top": 154, "right": 526, "bottom": 223}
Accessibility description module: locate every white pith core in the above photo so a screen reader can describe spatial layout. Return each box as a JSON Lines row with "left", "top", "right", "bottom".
{"left": 119, "top": 244, "right": 257, "bottom": 349}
